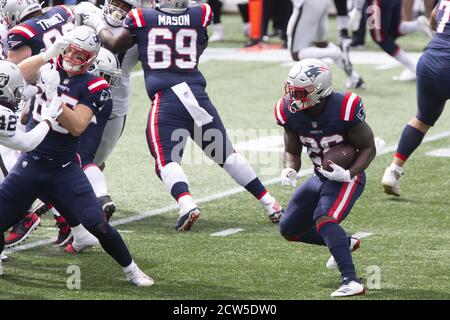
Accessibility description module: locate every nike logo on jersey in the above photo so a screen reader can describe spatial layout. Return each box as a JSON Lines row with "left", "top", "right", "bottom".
{"left": 62, "top": 162, "right": 71, "bottom": 168}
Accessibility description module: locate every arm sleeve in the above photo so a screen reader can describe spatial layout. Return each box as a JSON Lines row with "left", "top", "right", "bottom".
{"left": 0, "top": 122, "right": 49, "bottom": 152}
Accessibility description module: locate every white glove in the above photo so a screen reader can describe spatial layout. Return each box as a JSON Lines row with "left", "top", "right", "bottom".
{"left": 82, "top": 10, "right": 107, "bottom": 33}
{"left": 348, "top": 8, "right": 362, "bottom": 31}
{"left": 41, "top": 97, "right": 63, "bottom": 128}
{"left": 41, "top": 36, "right": 72, "bottom": 62}
{"left": 280, "top": 168, "right": 298, "bottom": 187}
{"left": 317, "top": 161, "right": 352, "bottom": 182}
{"left": 40, "top": 65, "right": 60, "bottom": 100}
{"left": 73, "top": 1, "right": 102, "bottom": 26}
{"left": 21, "top": 85, "right": 39, "bottom": 99}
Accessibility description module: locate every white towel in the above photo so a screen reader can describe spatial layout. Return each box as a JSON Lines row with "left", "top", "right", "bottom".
{"left": 171, "top": 82, "right": 214, "bottom": 127}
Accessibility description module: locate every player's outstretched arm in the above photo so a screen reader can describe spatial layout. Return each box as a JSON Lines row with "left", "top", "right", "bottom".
{"left": 0, "top": 121, "right": 50, "bottom": 152}
{"left": 283, "top": 127, "right": 302, "bottom": 172}
{"left": 347, "top": 122, "right": 376, "bottom": 178}
{"left": 98, "top": 27, "right": 135, "bottom": 54}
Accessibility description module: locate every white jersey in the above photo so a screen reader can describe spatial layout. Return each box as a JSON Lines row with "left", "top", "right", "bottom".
{"left": 107, "top": 19, "right": 140, "bottom": 118}
{"left": 0, "top": 23, "right": 8, "bottom": 59}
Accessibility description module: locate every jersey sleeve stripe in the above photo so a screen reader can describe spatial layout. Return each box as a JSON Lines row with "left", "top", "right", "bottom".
{"left": 87, "top": 79, "right": 109, "bottom": 93}
{"left": 10, "top": 25, "right": 36, "bottom": 39}
{"left": 274, "top": 98, "right": 287, "bottom": 125}
{"left": 349, "top": 96, "right": 361, "bottom": 121}
{"left": 130, "top": 8, "right": 144, "bottom": 28}
{"left": 341, "top": 92, "right": 358, "bottom": 121}
{"left": 201, "top": 3, "right": 213, "bottom": 27}
{"left": 60, "top": 5, "right": 74, "bottom": 18}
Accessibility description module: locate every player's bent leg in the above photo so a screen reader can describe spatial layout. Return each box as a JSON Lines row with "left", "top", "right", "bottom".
{"left": 84, "top": 164, "right": 115, "bottom": 221}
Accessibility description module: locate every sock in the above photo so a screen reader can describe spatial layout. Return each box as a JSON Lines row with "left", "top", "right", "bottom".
{"left": 318, "top": 221, "right": 357, "bottom": 281}
{"left": 337, "top": 16, "right": 349, "bottom": 34}
{"left": 300, "top": 227, "right": 326, "bottom": 245}
{"left": 393, "top": 49, "right": 416, "bottom": 73}
{"left": 123, "top": 260, "right": 137, "bottom": 273}
{"left": 71, "top": 223, "right": 97, "bottom": 241}
{"left": 395, "top": 124, "right": 425, "bottom": 161}
{"left": 299, "top": 43, "right": 341, "bottom": 61}
{"left": 160, "top": 162, "right": 191, "bottom": 200}
{"left": 177, "top": 194, "right": 197, "bottom": 217}
{"left": 87, "top": 223, "right": 132, "bottom": 268}
{"left": 84, "top": 164, "right": 108, "bottom": 197}
{"left": 399, "top": 20, "right": 419, "bottom": 35}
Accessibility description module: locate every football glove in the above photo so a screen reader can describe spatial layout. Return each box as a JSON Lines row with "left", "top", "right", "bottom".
{"left": 41, "top": 97, "right": 63, "bottom": 129}
{"left": 317, "top": 161, "right": 352, "bottom": 182}
{"left": 40, "top": 65, "right": 60, "bottom": 100}
{"left": 41, "top": 36, "right": 72, "bottom": 62}
{"left": 82, "top": 11, "right": 107, "bottom": 33}
{"left": 280, "top": 168, "right": 298, "bottom": 187}
{"left": 73, "top": 1, "right": 102, "bottom": 26}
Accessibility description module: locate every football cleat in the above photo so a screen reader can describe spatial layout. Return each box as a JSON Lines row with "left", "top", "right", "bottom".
{"left": 416, "top": 15, "right": 434, "bottom": 39}
{"left": 346, "top": 75, "right": 366, "bottom": 89}
{"left": 331, "top": 279, "right": 365, "bottom": 297}
{"left": 326, "top": 237, "right": 361, "bottom": 270}
{"left": 30, "top": 199, "right": 50, "bottom": 217}
{"left": 175, "top": 207, "right": 201, "bottom": 231}
{"left": 53, "top": 216, "right": 73, "bottom": 247}
{"left": 125, "top": 266, "right": 154, "bottom": 287}
{"left": 393, "top": 68, "right": 416, "bottom": 81}
{"left": 0, "top": 254, "right": 9, "bottom": 262}
{"left": 65, "top": 233, "right": 99, "bottom": 254}
{"left": 209, "top": 23, "right": 224, "bottom": 42}
{"left": 5, "top": 212, "right": 41, "bottom": 248}
{"left": 264, "top": 201, "right": 284, "bottom": 223}
{"left": 382, "top": 165, "right": 404, "bottom": 197}
{"left": 98, "top": 195, "right": 116, "bottom": 222}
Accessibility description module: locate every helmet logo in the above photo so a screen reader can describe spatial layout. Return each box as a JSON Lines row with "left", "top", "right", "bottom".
{"left": 305, "top": 66, "right": 328, "bottom": 83}
{"left": 0, "top": 73, "right": 10, "bottom": 88}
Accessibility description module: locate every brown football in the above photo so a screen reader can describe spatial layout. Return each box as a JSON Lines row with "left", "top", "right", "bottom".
{"left": 322, "top": 144, "right": 357, "bottom": 172}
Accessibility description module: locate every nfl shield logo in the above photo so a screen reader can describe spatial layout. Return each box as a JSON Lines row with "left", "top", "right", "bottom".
{"left": 0, "top": 73, "right": 10, "bottom": 88}
{"left": 311, "top": 122, "right": 318, "bottom": 128}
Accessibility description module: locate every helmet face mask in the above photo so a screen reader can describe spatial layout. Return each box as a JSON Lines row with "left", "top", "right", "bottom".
{"left": 285, "top": 59, "right": 333, "bottom": 112}
{"left": 89, "top": 47, "right": 122, "bottom": 87}
{"left": 103, "top": 0, "right": 140, "bottom": 27}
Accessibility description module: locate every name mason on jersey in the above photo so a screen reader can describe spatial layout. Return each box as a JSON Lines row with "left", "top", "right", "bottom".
{"left": 158, "top": 14, "right": 190, "bottom": 26}
{"left": 36, "top": 13, "right": 65, "bottom": 31}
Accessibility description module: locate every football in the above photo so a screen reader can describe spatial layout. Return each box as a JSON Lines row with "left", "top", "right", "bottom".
{"left": 322, "top": 144, "right": 357, "bottom": 172}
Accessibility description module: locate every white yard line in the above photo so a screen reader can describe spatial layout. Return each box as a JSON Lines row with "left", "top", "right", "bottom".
{"left": 210, "top": 228, "right": 244, "bottom": 237}
{"left": 5, "top": 130, "right": 450, "bottom": 255}
{"left": 352, "top": 232, "right": 374, "bottom": 239}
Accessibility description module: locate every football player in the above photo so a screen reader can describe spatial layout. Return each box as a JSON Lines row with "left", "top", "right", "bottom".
{"left": 368, "top": 0, "right": 433, "bottom": 81}
{"left": 287, "top": 0, "right": 365, "bottom": 89}
{"left": 1, "top": 0, "right": 76, "bottom": 246}
{"left": 81, "top": 0, "right": 284, "bottom": 231}
{"left": 0, "top": 26, "right": 153, "bottom": 286}
{"left": 382, "top": 2, "right": 447, "bottom": 196}
{"left": 276, "top": 59, "right": 376, "bottom": 297}
{"left": 73, "top": 0, "right": 143, "bottom": 222}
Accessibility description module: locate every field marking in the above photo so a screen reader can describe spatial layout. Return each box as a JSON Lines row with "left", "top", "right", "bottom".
{"left": 426, "top": 148, "right": 450, "bottom": 157}
{"left": 352, "top": 232, "right": 374, "bottom": 239}
{"left": 210, "top": 228, "right": 244, "bottom": 237}
{"left": 5, "top": 135, "right": 450, "bottom": 255}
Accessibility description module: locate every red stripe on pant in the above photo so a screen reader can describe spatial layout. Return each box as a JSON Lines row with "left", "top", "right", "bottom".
{"left": 147, "top": 93, "right": 166, "bottom": 174}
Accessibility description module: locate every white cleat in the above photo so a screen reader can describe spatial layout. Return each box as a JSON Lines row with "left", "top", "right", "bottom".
{"left": 416, "top": 15, "right": 434, "bottom": 39}
{"left": 209, "top": 23, "right": 224, "bottom": 42}
{"left": 0, "top": 254, "right": 8, "bottom": 262}
{"left": 331, "top": 280, "right": 365, "bottom": 297}
{"left": 125, "top": 266, "right": 154, "bottom": 287}
{"left": 326, "top": 237, "right": 361, "bottom": 270}
{"left": 263, "top": 200, "right": 284, "bottom": 223}
{"left": 382, "top": 165, "right": 404, "bottom": 197}
{"left": 393, "top": 68, "right": 416, "bottom": 81}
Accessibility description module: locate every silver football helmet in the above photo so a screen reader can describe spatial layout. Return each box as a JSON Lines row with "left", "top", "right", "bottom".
{"left": 0, "top": 0, "right": 42, "bottom": 29}
{"left": 0, "top": 60, "right": 26, "bottom": 112}
{"left": 103, "top": 0, "right": 141, "bottom": 27}
{"left": 90, "top": 47, "right": 122, "bottom": 87}
{"left": 284, "top": 59, "right": 333, "bottom": 112}
{"left": 61, "top": 25, "right": 101, "bottom": 75}
{"left": 157, "top": 0, "right": 189, "bottom": 13}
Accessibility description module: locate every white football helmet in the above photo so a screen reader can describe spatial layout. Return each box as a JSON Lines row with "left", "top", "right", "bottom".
{"left": 157, "top": 0, "right": 189, "bottom": 13}
{"left": 90, "top": 47, "right": 122, "bottom": 87}
{"left": 284, "top": 59, "right": 333, "bottom": 112}
{"left": 0, "top": 60, "right": 26, "bottom": 113}
{"left": 103, "top": 0, "right": 141, "bottom": 27}
{"left": 61, "top": 25, "right": 101, "bottom": 75}
{"left": 0, "top": 0, "right": 42, "bottom": 29}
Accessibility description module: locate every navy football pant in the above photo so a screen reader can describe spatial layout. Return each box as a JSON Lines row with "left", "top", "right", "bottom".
{"left": 369, "top": 0, "right": 402, "bottom": 55}
{"left": 280, "top": 173, "right": 365, "bottom": 241}
{"left": 146, "top": 86, "right": 234, "bottom": 176}
{"left": 0, "top": 156, "right": 132, "bottom": 267}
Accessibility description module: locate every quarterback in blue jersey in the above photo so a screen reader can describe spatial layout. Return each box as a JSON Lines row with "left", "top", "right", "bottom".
{"left": 82, "top": 0, "right": 285, "bottom": 231}
{"left": 382, "top": 2, "right": 449, "bottom": 196}
{"left": 0, "top": 26, "right": 153, "bottom": 286}
{"left": 2, "top": 0, "right": 74, "bottom": 64}
{"left": 276, "top": 59, "right": 376, "bottom": 297}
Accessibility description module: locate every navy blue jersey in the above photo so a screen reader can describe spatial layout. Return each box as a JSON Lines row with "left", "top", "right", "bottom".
{"left": 7, "top": 5, "right": 74, "bottom": 55}
{"left": 25, "top": 61, "right": 111, "bottom": 164}
{"left": 275, "top": 91, "right": 365, "bottom": 169}
{"left": 421, "top": 0, "right": 450, "bottom": 78}
{"left": 123, "top": 4, "right": 213, "bottom": 97}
